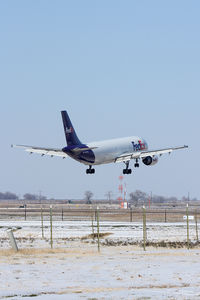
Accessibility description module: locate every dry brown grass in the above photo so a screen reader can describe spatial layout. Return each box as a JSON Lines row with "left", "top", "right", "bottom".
{"left": 0, "top": 204, "right": 198, "bottom": 222}
{"left": 81, "top": 232, "right": 113, "bottom": 240}
{"left": 58, "top": 287, "right": 124, "bottom": 295}
{"left": 0, "top": 247, "right": 98, "bottom": 258}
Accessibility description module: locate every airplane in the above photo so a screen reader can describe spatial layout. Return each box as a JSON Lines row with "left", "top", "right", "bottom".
{"left": 12, "top": 110, "right": 188, "bottom": 174}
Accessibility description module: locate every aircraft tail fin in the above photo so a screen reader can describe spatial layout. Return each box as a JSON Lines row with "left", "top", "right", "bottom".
{"left": 61, "top": 111, "right": 82, "bottom": 146}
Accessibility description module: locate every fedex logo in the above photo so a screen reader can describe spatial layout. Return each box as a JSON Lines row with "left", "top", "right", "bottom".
{"left": 132, "top": 140, "right": 146, "bottom": 151}
{"left": 66, "top": 127, "right": 73, "bottom": 134}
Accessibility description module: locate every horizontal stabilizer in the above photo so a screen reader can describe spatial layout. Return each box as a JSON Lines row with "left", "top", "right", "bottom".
{"left": 71, "top": 146, "right": 98, "bottom": 153}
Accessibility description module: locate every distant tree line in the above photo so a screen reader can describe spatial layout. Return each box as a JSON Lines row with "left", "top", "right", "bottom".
{"left": 23, "top": 193, "right": 47, "bottom": 200}
{"left": 129, "top": 190, "right": 198, "bottom": 207}
{"left": 0, "top": 192, "right": 18, "bottom": 200}
{"left": 0, "top": 190, "right": 198, "bottom": 203}
{"left": 0, "top": 192, "right": 47, "bottom": 200}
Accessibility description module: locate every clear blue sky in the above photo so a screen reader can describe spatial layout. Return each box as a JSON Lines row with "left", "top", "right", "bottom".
{"left": 0, "top": 1, "right": 199, "bottom": 200}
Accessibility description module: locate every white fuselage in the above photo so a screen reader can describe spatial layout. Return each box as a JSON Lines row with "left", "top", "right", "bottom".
{"left": 86, "top": 136, "right": 148, "bottom": 165}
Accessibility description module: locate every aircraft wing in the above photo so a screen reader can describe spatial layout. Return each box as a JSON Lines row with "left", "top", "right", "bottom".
{"left": 115, "top": 145, "right": 188, "bottom": 163}
{"left": 12, "top": 145, "right": 68, "bottom": 158}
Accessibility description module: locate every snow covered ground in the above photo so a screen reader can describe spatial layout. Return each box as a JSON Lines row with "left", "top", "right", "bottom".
{"left": 0, "top": 220, "right": 200, "bottom": 299}
{"left": 0, "top": 220, "right": 199, "bottom": 248}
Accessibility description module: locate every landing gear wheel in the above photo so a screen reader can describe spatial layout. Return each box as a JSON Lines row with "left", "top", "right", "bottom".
{"left": 86, "top": 166, "right": 95, "bottom": 174}
{"left": 123, "top": 168, "right": 132, "bottom": 174}
{"left": 123, "top": 161, "right": 132, "bottom": 174}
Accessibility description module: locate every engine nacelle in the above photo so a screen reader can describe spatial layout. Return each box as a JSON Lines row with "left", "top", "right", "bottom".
{"left": 142, "top": 155, "right": 158, "bottom": 166}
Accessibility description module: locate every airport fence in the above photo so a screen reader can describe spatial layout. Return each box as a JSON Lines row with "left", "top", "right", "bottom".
{"left": 0, "top": 207, "right": 199, "bottom": 223}
{"left": 1, "top": 205, "right": 200, "bottom": 252}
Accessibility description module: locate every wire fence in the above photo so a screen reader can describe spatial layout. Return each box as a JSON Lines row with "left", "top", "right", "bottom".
{"left": 0, "top": 207, "right": 199, "bottom": 223}
{"left": 1, "top": 206, "right": 199, "bottom": 252}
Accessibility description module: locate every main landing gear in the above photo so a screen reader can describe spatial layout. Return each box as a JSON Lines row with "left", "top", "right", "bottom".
{"left": 123, "top": 159, "right": 140, "bottom": 174}
{"left": 134, "top": 158, "right": 139, "bottom": 168}
{"left": 123, "top": 161, "right": 132, "bottom": 174}
{"left": 86, "top": 166, "right": 95, "bottom": 174}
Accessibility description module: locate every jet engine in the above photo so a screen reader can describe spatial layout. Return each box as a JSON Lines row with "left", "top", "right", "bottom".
{"left": 142, "top": 155, "right": 158, "bottom": 166}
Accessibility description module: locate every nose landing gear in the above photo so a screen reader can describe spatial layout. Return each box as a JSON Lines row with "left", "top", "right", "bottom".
{"left": 86, "top": 166, "right": 95, "bottom": 174}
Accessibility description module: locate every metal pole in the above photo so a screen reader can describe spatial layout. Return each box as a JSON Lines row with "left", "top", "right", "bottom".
{"left": 50, "top": 205, "right": 53, "bottom": 249}
{"left": 195, "top": 209, "right": 198, "bottom": 242}
{"left": 186, "top": 203, "right": 189, "bottom": 250}
{"left": 165, "top": 209, "right": 167, "bottom": 223}
{"left": 97, "top": 207, "right": 100, "bottom": 252}
{"left": 7, "top": 229, "right": 18, "bottom": 252}
{"left": 62, "top": 208, "right": 64, "bottom": 221}
{"left": 41, "top": 207, "right": 44, "bottom": 239}
{"left": 143, "top": 205, "right": 146, "bottom": 251}
{"left": 149, "top": 191, "right": 152, "bottom": 208}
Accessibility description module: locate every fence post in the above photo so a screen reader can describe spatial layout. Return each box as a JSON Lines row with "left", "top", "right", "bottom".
{"left": 97, "top": 207, "right": 100, "bottom": 252}
{"left": 165, "top": 209, "right": 167, "bottom": 223}
{"left": 143, "top": 205, "right": 146, "bottom": 251}
{"left": 50, "top": 205, "right": 53, "bottom": 249}
{"left": 130, "top": 209, "right": 133, "bottom": 222}
{"left": 7, "top": 229, "right": 18, "bottom": 252}
{"left": 92, "top": 212, "right": 94, "bottom": 239}
{"left": 41, "top": 207, "right": 44, "bottom": 239}
{"left": 186, "top": 203, "right": 189, "bottom": 249}
{"left": 24, "top": 204, "right": 27, "bottom": 221}
{"left": 62, "top": 208, "right": 64, "bottom": 221}
{"left": 195, "top": 209, "right": 198, "bottom": 242}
